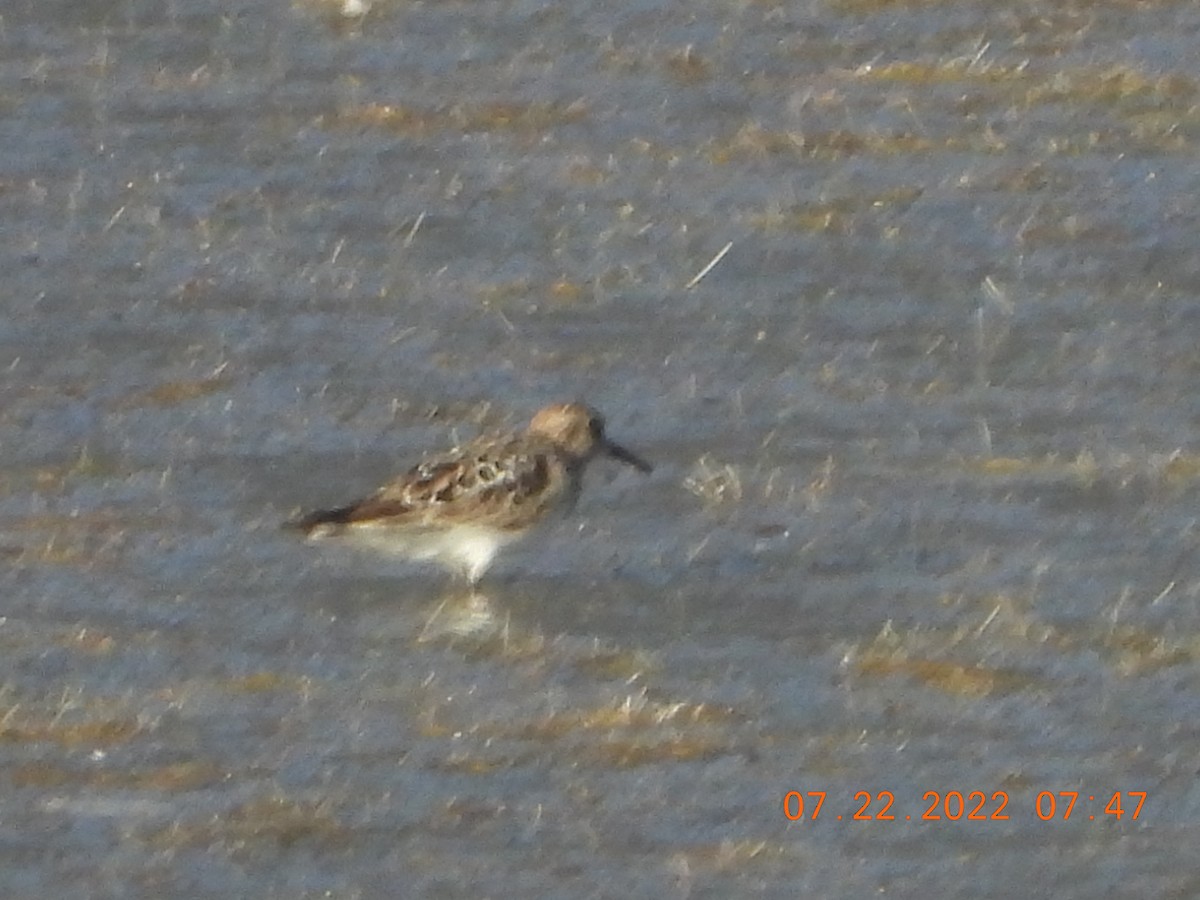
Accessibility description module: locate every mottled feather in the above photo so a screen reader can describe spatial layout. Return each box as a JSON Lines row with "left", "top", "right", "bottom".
{"left": 294, "top": 436, "right": 563, "bottom": 534}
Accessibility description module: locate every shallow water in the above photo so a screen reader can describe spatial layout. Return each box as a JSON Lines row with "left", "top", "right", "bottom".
{"left": 2, "top": 0, "right": 1199, "bottom": 895}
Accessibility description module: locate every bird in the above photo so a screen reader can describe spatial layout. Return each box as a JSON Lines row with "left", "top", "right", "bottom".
{"left": 288, "top": 402, "right": 652, "bottom": 590}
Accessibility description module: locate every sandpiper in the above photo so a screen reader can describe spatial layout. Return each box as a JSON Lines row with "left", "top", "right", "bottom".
{"left": 289, "top": 402, "right": 652, "bottom": 588}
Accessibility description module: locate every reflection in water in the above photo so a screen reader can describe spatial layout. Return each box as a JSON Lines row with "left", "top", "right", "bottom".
{"left": 417, "top": 590, "right": 502, "bottom": 642}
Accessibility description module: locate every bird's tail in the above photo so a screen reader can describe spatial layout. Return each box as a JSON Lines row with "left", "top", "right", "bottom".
{"left": 284, "top": 505, "right": 358, "bottom": 535}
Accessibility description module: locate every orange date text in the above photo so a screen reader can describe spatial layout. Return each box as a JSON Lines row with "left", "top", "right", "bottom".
{"left": 782, "top": 790, "right": 1146, "bottom": 822}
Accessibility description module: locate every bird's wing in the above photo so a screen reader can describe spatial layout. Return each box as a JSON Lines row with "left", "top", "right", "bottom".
{"left": 296, "top": 439, "right": 559, "bottom": 533}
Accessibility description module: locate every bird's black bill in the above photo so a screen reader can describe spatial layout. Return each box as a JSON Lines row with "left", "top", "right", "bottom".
{"left": 604, "top": 439, "right": 653, "bottom": 474}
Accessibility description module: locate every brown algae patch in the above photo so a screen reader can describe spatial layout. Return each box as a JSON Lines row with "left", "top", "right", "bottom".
{"left": 854, "top": 58, "right": 1200, "bottom": 152}
{"left": 424, "top": 694, "right": 750, "bottom": 772}
{"left": 849, "top": 600, "right": 1042, "bottom": 697}
{"left": 29, "top": 445, "right": 127, "bottom": 488}
{"left": 852, "top": 58, "right": 1031, "bottom": 86}
{"left": 474, "top": 276, "right": 595, "bottom": 313}
{"left": 223, "top": 671, "right": 310, "bottom": 694}
{"left": 960, "top": 452, "right": 1099, "bottom": 481}
{"left": 2, "top": 508, "right": 139, "bottom": 567}
{"left": 51, "top": 626, "right": 118, "bottom": 655}
{"left": 710, "top": 123, "right": 952, "bottom": 163}
{"left": 749, "top": 187, "right": 924, "bottom": 234}
{"left": 13, "top": 759, "right": 224, "bottom": 791}
{"left": 852, "top": 57, "right": 1195, "bottom": 111}
{"left": 145, "top": 793, "right": 348, "bottom": 853}
{"left": 853, "top": 593, "right": 1200, "bottom": 689}
{"left": 112, "top": 373, "right": 233, "bottom": 410}
{"left": 1019, "top": 65, "right": 1196, "bottom": 111}
{"left": 963, "top": 450, "right": 1200, "bottom": 489}
{"left": 547, "top": 278, "right": 587, "bottom": 303}
{"left": 855, "top": 655, "right": 1030, "bottom": 697}
{"left": 427, "top": 796, "right": 513, "bottom": 834}
{"left": 497, "top": 695, "right": 739, "bottom": 741}
{"left": 481, "top": 694, "right": 746, "bottom": 768}
{"left": 718, "top": 56, "right": 1200, "bottom": 160}
{"left": 995, "top": 613, "right": 1200, "bottom": 678}
{"left": 573, "top": 647, "right": 655, "bottom": 681}
{"left": 664, "top": 45, "right": 711, "bottom": 83}
{"left": 1095, "top": 624, "right": 1200, "bottom": 677}
{"left": 831, "top": 0, "right": 963, "bottom": 11}
{"left": 0, "top": 712, "right": 140, "bottom": 747}
{"left": 582, "top": 733, "right": 736, "bottom": 767}
{"left": 1162, "top": 453, "right": 1200, "bottom": 482}
{"left": 326, "top": 100, "right": 588, "bottom": 136}
{"left": 427, "top": 752, "right": 538, "bottom": 776}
